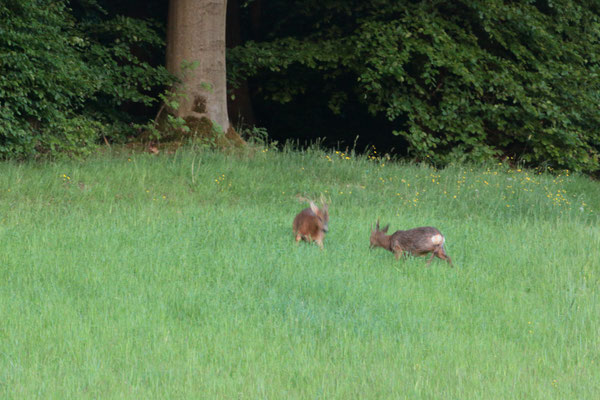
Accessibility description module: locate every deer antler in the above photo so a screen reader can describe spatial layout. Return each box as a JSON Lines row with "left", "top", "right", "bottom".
{"left": 296, "top": 195, "right": 317, "bottom": 211}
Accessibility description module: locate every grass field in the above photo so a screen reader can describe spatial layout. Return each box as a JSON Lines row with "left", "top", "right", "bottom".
{"left": 1, "top": 146, "right": 599, "bottom": 398}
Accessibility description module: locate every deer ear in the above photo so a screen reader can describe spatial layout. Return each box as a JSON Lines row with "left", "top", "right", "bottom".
{"left": 309, "top": 201, "right": 319, "bottom": 214}
{"left": 376, "top": 219, "right": 380, "bottom": 231}
{"left": 382, "top": 224, "right": 390, "bottom": 233}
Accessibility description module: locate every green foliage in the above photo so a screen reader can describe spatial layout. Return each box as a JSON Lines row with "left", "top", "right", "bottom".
{"left": 229, "top": 0, "right": 600, "bottom": 173}
{"left": 136, "top": 89, "right": 190, "bottom": 142}
{"left": 0, "top": 0, "right": 172, "bottom": 159}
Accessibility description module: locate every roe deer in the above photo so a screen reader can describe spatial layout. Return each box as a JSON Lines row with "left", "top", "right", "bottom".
{"left": 370, "top": 220, "right": 452, "bottom": 266}
{"left": 293, "top": 196, "right": 329, "bottom": 249}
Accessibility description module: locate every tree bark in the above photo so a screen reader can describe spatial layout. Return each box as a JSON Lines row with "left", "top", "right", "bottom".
{"left": 166, "top": 0, "right": 234, "bottom": 136}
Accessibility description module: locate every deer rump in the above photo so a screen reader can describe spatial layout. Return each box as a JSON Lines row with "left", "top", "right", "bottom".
{"left": 293, "top": 208, "right": 325, "bottom": 241}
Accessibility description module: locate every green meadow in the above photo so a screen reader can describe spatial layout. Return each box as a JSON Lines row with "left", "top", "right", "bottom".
{"left": 1, "top": 147, "right": 599, "bottom": 399}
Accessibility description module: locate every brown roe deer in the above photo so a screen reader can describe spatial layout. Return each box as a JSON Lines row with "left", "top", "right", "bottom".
{"left": 370, "top": 220, "right": 452, "bottom": 266}
{"left": 292, "top": 197, "right": 329, "bottom": 249}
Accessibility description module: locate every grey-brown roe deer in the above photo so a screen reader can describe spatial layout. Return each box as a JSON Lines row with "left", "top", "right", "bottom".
{"left": 370, "top": 220, "right": 452, "bottom": 266}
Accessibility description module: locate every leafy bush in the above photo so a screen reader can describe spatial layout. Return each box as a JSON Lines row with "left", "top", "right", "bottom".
{"left": 0, "top": 0, "right": 172, "bottom": 159}
{"left": 228, "top": 0, "right": 600, "bottom": 173}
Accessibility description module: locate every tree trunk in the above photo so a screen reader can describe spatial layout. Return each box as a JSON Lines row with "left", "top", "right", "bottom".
{"left": 166, "top": 0, "right": 243, "bottom": 145}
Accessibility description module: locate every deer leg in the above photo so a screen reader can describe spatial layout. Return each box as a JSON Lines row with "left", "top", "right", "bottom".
{"left": 315, "top": 233, "right": 324, "bottom": 250}
{"left": 392, "top": 244, "right": 403, "bottom": 260}
{"left": 426, "top": 252, "right": 435, "bottom": 267}
{"left": 435, "top": 247, "right": 453, "bottom": 267}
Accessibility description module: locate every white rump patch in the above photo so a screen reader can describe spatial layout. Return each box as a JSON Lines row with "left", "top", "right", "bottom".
{"left": 431, "top": 234, "right": 444, "bottom": 245}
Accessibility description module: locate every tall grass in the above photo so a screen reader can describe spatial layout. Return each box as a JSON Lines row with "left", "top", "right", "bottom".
{"left": 0, "top": 146, "right": 599, "bottom": 398}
